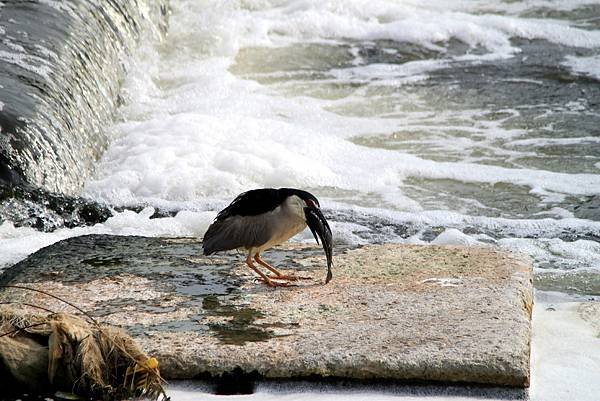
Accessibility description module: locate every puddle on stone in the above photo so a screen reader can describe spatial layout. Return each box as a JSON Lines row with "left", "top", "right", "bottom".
{"left": 81, "top": 256, "right": 125, "bottom": 267}
{"left": 201, "top": 295, "right": 283, "bottom": 345}
{"left": 128, "top": 319, "right": 206, "bottom": 335}
{"left": 0, "top": 235, "right": 319, "bottom": 344}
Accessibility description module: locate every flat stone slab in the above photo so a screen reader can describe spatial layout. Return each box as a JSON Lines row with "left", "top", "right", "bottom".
{"left": 0, "top": 235, "right": 532, "bottom": 387}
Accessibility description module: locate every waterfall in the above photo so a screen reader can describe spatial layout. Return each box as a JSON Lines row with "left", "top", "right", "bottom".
{"left": 0, "top": 0, "right": 169, "bottom": 194}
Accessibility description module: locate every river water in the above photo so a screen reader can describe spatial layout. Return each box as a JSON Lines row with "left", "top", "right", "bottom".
{"left": 1, "top": 0, "right": 600, "bottom": 400}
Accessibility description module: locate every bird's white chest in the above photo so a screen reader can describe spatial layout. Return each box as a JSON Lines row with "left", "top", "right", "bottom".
{"left": 253, "top": 196, "right": 307, "bottom": 252}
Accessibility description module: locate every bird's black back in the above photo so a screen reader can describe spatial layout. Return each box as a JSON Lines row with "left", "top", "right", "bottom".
{"left": 214, "top": 188, "right": 319, "bottom": 222}
{"left": 203, "top": 187, "right": 326, "bottom": 257}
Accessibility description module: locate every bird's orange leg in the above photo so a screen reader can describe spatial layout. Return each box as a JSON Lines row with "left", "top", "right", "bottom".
{"left": 246, "top": 254, "right": 289, "bottom": 287}
{"left": 255, "top": 253, "right": 311, "bottom": 281}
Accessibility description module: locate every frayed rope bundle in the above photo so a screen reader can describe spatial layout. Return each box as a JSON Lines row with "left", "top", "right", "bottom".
{"left": 0, "top": 285, "right": 169, "bottom": 400}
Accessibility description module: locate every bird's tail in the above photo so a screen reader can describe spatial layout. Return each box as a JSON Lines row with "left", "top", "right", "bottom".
{"left": 202, "top": 222, "right": 221, "bottom": 255}
{"left": 202, "top": 219, "right": 241, "bottom": 255}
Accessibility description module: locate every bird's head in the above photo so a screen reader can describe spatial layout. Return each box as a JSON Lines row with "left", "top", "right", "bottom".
{"left": 283, "top": 189, "right": 333, "bottom": 284}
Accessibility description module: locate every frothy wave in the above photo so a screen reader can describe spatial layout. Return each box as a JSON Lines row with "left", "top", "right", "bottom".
{"left": 563, "top": 55, "right": 600, "bottom": 80}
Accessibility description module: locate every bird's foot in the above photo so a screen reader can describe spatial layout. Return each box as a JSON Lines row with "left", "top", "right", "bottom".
{"left": 252, "top": 276, "right": 294, "bottom": 287}
{"left": 261, "top": 278, "right": 294, "bottom": 287}
{"left": 267, "top": 274, "right": 312, "bottom": 281}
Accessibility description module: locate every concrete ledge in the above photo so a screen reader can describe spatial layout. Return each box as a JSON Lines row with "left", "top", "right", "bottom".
{"left": 0, "top": 235, "right": 532, "bottom": 387}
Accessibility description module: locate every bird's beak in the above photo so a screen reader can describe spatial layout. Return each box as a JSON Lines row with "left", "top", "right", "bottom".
{"left": 304, "top": 204, "right": 333, "bottom": 284}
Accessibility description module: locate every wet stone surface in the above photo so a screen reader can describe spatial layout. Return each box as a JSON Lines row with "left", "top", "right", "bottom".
{"left": 0, "top": 234, "right": 532, "bottom": 387}
{"left": 0, "top": 235, "right": 320, "bottom": 343}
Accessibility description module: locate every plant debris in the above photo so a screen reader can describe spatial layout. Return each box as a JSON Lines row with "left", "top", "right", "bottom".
{"left": 0, "top": 286, "right": 169, "bottom": 400}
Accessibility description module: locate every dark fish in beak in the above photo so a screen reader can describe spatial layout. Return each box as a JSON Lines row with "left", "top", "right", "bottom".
{"left": 304, "top": 205, "right": 333, "bottom": 283}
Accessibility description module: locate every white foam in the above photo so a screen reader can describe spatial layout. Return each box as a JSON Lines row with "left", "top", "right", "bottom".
{"left": 431, "top": 228, "right": 481, "bottom": 246}
{"left": 507, "top": 136, "right": 600, "bottom": 147}
{"left": 498, "top": 237, "right": 600, "bottom": 273}
{"left": 338, "top": 221, "right": 382, "bottom": 245}
{"left": 88, "top": 102, "right": 600, "bottom": 206}
{"left": 385, "top": 0, "right": 597, "bottom": 15}
{"left": 0, "top": 222, "right": 67, "bottom": 270}
{"left": 324, "top": 204, "right": 600, "bottom": 272}
{"left": 86, "top": 76, "right": 600, "bottom": 206}
{"left": 404, "top": 160, "right": 600, "bottom": 197}
{"left": 167, "top": 386, "right": 515, "bottom": 401}
{"left": 563, "top": 55, "right": 600, "bottom": 80}
{"left": 84, "top": 0, "right": 600, "bottom": 212}
{"left": 175, "top": 0, "right": 600, "bottom": 57}
{"left": 328, "top": 60, "right": 450, "bottom": 88}
{"left": 332, "top": 203, "right": 600, "bottom": 242}
{"left": 531, "top": 298, "right": 600, "bottom": 401}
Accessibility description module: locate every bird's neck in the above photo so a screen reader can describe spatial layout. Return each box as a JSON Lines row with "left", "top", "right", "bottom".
{"left": 283, "top": 195, "right": 307, "bottom": 223}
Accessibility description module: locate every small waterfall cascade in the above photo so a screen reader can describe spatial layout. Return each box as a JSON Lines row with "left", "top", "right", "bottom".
{"left": 0, "top": 0, "right": 169, "bottom": 194}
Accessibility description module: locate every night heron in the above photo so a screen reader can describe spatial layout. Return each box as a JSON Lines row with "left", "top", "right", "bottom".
{"left": 203, "top": 188, "right": 333, "bottom": 287}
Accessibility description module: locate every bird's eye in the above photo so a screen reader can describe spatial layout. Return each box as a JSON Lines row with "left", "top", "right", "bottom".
{"left": 306, "top": 199, "right": 318, "bottom": 208}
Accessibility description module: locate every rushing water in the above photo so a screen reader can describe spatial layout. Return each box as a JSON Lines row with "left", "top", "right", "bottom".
{"left": 1, "top": 0, "right": 600, "bottom": 400}
{"left": 0, "top": 0, "right": 168, "bottom": 192}
{"left": 79, "top": 0, "right": 600, "bottom": 288}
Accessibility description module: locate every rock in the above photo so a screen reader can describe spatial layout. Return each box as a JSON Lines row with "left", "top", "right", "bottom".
{"left": 0, "top": 234, "right": 532, "bottom": 387}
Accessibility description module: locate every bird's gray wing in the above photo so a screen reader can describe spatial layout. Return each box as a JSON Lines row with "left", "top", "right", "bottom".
{"left": 202, "top": 214, "right": 273, "bottom": 255}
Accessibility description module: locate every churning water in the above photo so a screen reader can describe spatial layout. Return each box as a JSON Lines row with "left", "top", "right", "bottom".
{"left": 81, "top": 0, "right": 600, "bottom": 284}
{"left": 1, "top": 0, "right": 600, "bottom": 400}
